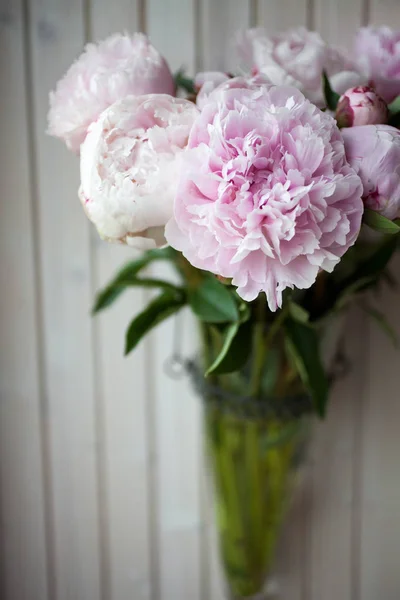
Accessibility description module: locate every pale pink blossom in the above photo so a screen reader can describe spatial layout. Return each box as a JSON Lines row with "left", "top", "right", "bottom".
{"left": 166, "top": 85, "right": 363, "bottom": 310}
{"left": 195, "top": 73, "right": 271, "bottom": 109}
{"left": 355, "top": 26, "right": 400, "bottom": 103}
{"left": 336, "top": 86, "right": 388, "bottom": 127}
{"left": 342, "top": 125, "right": 400, "bottom": 220}
{"left": 48, "top": 33, "right": 175, "bottom": 153}
{"left": 80, "top": 94, "right": 199, "bottom": 249}
{"left": 195, "top": 72, "right": 230, "bottom": 108}
{"left": 236, "top": 27, "right": 363, "bottom": 106}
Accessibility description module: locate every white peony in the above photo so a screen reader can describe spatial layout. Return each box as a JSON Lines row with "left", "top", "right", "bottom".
{"left": 79, "top": 94, "right": 199, "bottom": 249}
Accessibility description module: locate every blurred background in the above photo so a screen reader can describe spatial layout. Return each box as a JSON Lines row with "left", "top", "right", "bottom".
{"left": 1, "top": 0, "right": 400, "bottom": 599}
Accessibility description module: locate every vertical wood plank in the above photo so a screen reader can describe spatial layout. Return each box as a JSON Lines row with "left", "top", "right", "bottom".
{"left": 314, "top": 0, "right": 363, "bottom": 47}
{"left": 256, "top": 0, "right": 308, "bottom": 30}
{"left": 89, "top": 2, "right": 152, "bottom": 599}
{"left": 145, "top": 5, "right": 203, "bottom": 600}
{"left": 360, "top": 253, "right": 400, "bottom": 600}
{"left": 0, "top": 1, "right": 48, "bottom": 599}
{"left": 147, "top": 0, "right": 196, "bottom": 74}
{"left": 199, "top": 1, "right": 252, "bottom": 72}
{"left": 28, "top": 2, "right": 101, "bottom": 598}
{"left": 308, "top": 309, "right": 367, "bottom": 600}
{"left": 369, "top": 0, "right": 399, "bottom": 25}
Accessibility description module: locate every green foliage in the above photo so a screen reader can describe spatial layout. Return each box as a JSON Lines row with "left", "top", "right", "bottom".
{"left": 322, "top": 71, "right": 340, "bottom": 111}
{"left": 363, "top": 208, "right": 400, "bottom": 234}
{"left": 92, "top": 247, "right": 177, "bottom": 313}
{"left": 288, "top": 301, "right": 310, "bottom": 323}
{"left": 389, "top": 95, "right": 400, "bottom": 115}
{"left": 125, "top": 290, "right": 186, "bottom": 355}
{"left": 388, "top": 95, "right": 400, "bottom": 127}
{"left": 206, "top": 320, "right": 253, "bottom": 376}
{"left": 306, "top": 235, "right": 398, "bottom": 318}
{"left": 174, "top": 70, "right": 196, "bottom": 95}
{"left": 284, "top": 318, "right": 329, "bottom": 417}
{"left": 188, "top": 275, "right": 239, "bottom": 323}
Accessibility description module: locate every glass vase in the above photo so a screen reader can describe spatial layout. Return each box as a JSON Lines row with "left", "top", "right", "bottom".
{"left": 190, "top": 364, "right": 312, "bottom": 600}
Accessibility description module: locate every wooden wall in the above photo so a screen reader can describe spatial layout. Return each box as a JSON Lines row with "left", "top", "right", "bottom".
{"left": 0, "top": 1, "right": 399, "bottom": 599}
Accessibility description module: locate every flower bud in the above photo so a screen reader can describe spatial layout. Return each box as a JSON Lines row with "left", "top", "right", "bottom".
{"left": 336, "top": 85, "right": 388, "bottom": 127}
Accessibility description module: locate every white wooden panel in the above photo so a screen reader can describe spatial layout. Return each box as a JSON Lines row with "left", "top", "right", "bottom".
{"left": 257, "top": 0, "right": 308, "bottom": 30}
{"left": 370, "top": 0, "right": 400, "bottom": 25}
{"left": 309, "top": 309, "right": 367, "bottom": 600}
{"left": 146, "top": 5, "right": 203, "bottom": 598}
{"left": 147, "top": 0, "right": 196, "bottom": 72}
{"left": 314, "top": 0, "right": 363, "bottom": 47}
{"left": 28, "top": 2, "right": 101, "bottom": 598}
{"left": 200, "top": 1, "right": 252, "bottom": 72}
{"left": 89, "top": 3, "right": 152, "bottom": 600}
{"left": 0, "top": 2, "right": 48, "bottom": 599}
{"left": 360, "top": 255, "right": 400, "bottom": 600}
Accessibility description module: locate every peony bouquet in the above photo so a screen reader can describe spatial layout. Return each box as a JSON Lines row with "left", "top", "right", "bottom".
{"left": 49, "top": 25, "right": 400, "bottom": 599}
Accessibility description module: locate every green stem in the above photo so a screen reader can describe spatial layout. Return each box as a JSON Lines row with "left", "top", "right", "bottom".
{"left": 250, "top": 302, "right": 289, "bottom": 398}
{"left": 245, "top": 421, "right": 263, "bottom": 569}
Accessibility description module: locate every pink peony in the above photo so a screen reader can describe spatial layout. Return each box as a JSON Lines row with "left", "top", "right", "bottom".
{"left": 80, "top": 94, "right": 199, "bottom": 249}
{"left": 236, "top": 27, "right": 363, "bottom": 106}
{"left": 166, "top": 85, "right": 364, "bottom": 310}
{"left": 195, "top": 72, "right": 230, "bottom": 108}
{"left": 355, "top": 26, "right": 400, "bottom": 103}
{"left": 336, "top": 86, "right": 388, "bottom": 127}
{"left": 342, "top": 125, "right": 400, "bottom": 220}
{"left": 48, "top": 33, "right": 175, "bottom": 153}
{"left": 195, "top": 73, "right": 271, "bottom": 109}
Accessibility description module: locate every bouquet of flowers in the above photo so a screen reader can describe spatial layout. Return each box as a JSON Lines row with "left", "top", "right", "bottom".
{"left": 48, "top": 26, "right": 400, "bottom": 599}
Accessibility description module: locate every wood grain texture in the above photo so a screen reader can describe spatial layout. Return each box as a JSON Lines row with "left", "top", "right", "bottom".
{"left": 308, "top": 309, "right": 367, "bottom": 600}
{"left": 28, "top": 1, "right": 101, "bottom": 598}
{"left": 89, "top": 3, "right": 152, "bottom": 599}
{"left": 2, "top": 1, "right": 400, "bottom": 599}
{"left": 314, "top": 0, "right": 363, "bottom": 46}
{"left": 256, "top": 0, "right": 308, "bottom": 30}
{"left": 0, "top": 1, "right": 48, "bottom": 599}
{"left": 199, "top": 0, "right": 252, "bottom": 71}
{"left": 360, "top": 256, "right": 400, "bottom": 600}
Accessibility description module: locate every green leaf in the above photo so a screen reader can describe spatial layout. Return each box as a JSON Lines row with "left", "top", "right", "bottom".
{"left": 92, "top": 247, "right": 175, "bottom": 313}
{"left": 335, "top": 275, "right": 377, "bottom": 309}
{"left": 116, "top": 276, "right": 182, "bottom": 293}
{"left": 323, "top": 71, "right": 340, "bottom": 111}
{"left": 331, "top": 236, "right": 398, "bottom": 311}
{"left": 237, "top": 300, "right": 251, "bottom": 323}
{"left": 289, "top": 301, "right": 310, "bottom": 323}
{"left": 363, "top": 208, "right": 400, "bottom": 234}
{"left": 125, "top": 291, "right": 185, "bottom": 355}
{"left": 388, "top": 112, "right": 400, "bottom": 128}
{"left": 284, "top": 318, "right": 329, "bottom": 417}
{"left": 261, "top": 347, "right": 281, "bottom": 395}
{"left": 388, "top": 96, "right": 400, "bottom": 127}
{"left": 174, "top": 70, "right": 196, "bottom": 94}
{"left": 188, "top": 275, "right": 239, "bottom": 323}
{"left": 206, "top": 320, "right": 253, "bottom": 376}
{"left": 353, "top": 235, "right": 398, "bottom": 281}
{"left": 389, "top": 95, "right": 400, "bottom": 115}
{"left": 362, "top": 304, "right": 399, "bottom": 348}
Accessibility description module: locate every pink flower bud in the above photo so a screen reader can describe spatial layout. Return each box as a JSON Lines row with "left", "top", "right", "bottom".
{"left": 336, "top": 86, "right": 388, "bottom": 127}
